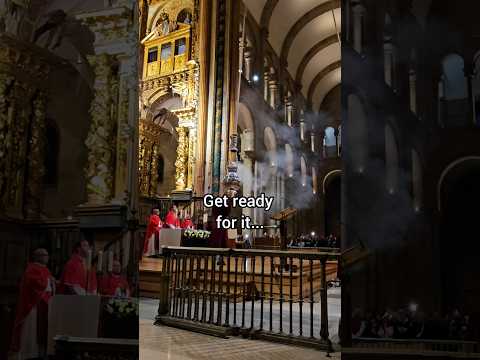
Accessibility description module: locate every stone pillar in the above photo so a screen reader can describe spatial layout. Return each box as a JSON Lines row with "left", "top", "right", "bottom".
{"left": 409, "top": 68, "right": 417, "bottom": 114}
{"left": 25, "top": 93, "right": 47, "bottom": 218}
{"left": 285, "top": 98, "right": 293, "bottom": 126}
{"left": 85, "top": 53, "right": 116, "bottom": 204}
{"left": 244, "top": 48, "right": 253, "bottom": 82}
{"left": 114, "top": 56, "right": 138, "bottom": 206}
{"left": 263, "top": 70, "right": 270, "bottom": 103}
{"left": 269, "top": 79, "right": 278, "bottom": 109}
{"left": 310, "top": 132, "right": 315, "bottom": 153}
{"left": 175, "top": 126, "right": 189, "bottom": 191}
{"left": 352, "top": 2, "right": 365, "bottom": 54}
{"left": 383, "top": 38, "right": 393, "bottom": 86}
{"left": 300, "top": 119, "right": 305, "bottom": 142}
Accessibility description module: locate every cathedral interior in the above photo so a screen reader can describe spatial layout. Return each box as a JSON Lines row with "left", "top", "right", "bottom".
{"left": 0, "top": 0, "right": 479, "bottom": 359}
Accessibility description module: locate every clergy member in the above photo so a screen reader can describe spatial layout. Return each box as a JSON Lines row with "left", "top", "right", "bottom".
{"left": 11, "top": 248, "right": 55, "bottom": 359}
{"left": 59, "top": 240, "right": 97, "bottom": 295}
{"left": 165, "top": 204, "right": 180, "bottom": 229}
{"left": 181, "top": 211, "right": 194, "bottom": 229}
{"left": 99, "top": 260, "right": 130, "bottom": 298}
{"left": 143, "top": 208, "right": 162, "bottom": 256}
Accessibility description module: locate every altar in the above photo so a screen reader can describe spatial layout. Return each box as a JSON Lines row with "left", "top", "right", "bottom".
{"left": 47, "top": 295, "right": 138, "bottom": 355}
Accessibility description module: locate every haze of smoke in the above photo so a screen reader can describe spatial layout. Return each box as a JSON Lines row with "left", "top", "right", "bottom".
{"left": 237, "top": 88, "right": 330, "bottom": 211}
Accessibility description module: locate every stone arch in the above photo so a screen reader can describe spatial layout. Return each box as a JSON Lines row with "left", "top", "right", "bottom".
{"left": 437, "top": 156, "right": 480, "bottom": 212}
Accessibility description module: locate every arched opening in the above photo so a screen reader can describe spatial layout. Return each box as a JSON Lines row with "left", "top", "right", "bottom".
{"left": 323, "top": 126, "right": 336, "bottom": 158}
{"left": 440, "top": 54, "right": 469, "bottom": 127}
{"left": 139, "top": 95, "right": 183, "bottom": 197}
{"left": 324, "top": 174, "right": 341, "bottom": 244}
{"left": 439, "top": 159, "right": 480, "bottom": 314}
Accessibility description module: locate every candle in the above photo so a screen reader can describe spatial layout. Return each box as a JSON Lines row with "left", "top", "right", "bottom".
{"left": 97, "top": 251, "right": 103, "bottom": 272}
{"left": 108, "top": 251, "right": 114, "bottom": 272}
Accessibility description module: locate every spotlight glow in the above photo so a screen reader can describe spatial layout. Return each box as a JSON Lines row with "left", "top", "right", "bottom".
{"left": 252, "top": 74, "right": 259, "bottom": 82}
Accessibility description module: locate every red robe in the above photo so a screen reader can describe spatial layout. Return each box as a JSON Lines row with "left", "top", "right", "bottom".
{"left": 181, "top": 218, "right": 194, "bottom": 229}
{"left": 165, "top": 211, "right": 180, "bottom": 228}
{"left": 99, "top": 274, "right": 130, "bottom": 297}
{"left": 143, "top": 214, "right": 162, "bottom": 254}
{"left": 11, "top": 263, "right": 53, "bottom": 352}
{"left": 59, "top": 254, "right": 97, "bottom": 294}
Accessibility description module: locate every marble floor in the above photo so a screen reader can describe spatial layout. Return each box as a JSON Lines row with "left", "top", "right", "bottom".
{"left": 140, "top": 289, "right": 341, "bottom": 360}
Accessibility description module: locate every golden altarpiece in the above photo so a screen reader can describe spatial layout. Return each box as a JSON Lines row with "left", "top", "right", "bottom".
{"left": 138, "top": 0, "right": 199, "bottom": 217}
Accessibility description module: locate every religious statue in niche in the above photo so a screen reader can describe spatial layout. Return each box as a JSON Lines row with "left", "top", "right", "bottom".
{"left": 0, "top": 0, "right": 31, "bottom": 36}
{"left": 160, "top": 11, "right": 170, "bottom": 36}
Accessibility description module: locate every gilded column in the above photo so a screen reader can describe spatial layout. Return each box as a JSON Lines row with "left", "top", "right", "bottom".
{"left": 187, "top": 127, "right": 196, "bottom": 190}
{"left": 85, "top": 53, "right": 116, "bottom": 204}
{"left": 175, "top": 126, "right": 188, "bottom": 191}
{"left": 149, "top": 144, "right": 159, "bottom": 197}
{"left": 9, "top": 82, "right": 30, "bottom": 210}
{"left": 25, "top": 93, "right": 47, "bottom": 217}
{"left": 0, "top": 74, "right": 14, "bottom": 206}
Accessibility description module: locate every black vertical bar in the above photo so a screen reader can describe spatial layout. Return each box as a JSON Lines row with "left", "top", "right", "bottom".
{"left": 180, "top": 255, "right": 187, "bottom": 318}
{"left": 225, "top": 254, "right": 231, "bottom": 326}
{"left": 260, "top": 255, "right": 265, "bottom": 331}
{"left": 217, "top": 255, "right": 224, "bottom": 325}
{"left": 233, "top": 256, "right": 238, "bottom": 326}
{"left": 279, "top": 255, "right": 284, "bottom": 333}
{"left": 269, "top": 256, "right": 274, "bottom": 332}
{"left": 289, "top": 256, "right": 293, "bottom": 335}
{"left": 174, "top": 255, "right": 181, "bottom": 317}
{"left": 201, "top": 256, "right": 208, "bottom": 322}
{"left": 241, "top": 255, "right": 247, "bottom": 328}
{"left": 169, "top": 254, "right": 175, "bottom": 316}
{"left": 187, "top": 255, "right": 195, "bottom": 320}
{"left": 320, "top": 258, "right": 329, "bottom": 341}
{"left": 250, "top": 255, "right": 256, "bottom": 329}
{"left": 194, "top": 255, "right": 201, "bottom": 321}
{"left": 209, "top": 254, "right": 216, "bottom": 323}
{"left": 299, "top": 256, "right": 304, "bottom": 337}
{"left": 309, "top": 259, "right": 314, "bottom": 338}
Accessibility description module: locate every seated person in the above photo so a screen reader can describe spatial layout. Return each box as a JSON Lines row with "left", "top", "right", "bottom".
{"left": 181, "top": 211, "right": 195, "bottom": 229}
{"left": 99, "top": 260, "right": 130, "bottom": 297}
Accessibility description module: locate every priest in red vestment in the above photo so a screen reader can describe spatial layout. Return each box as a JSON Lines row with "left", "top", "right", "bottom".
{"left": 59, "top": 240, "right": 97, "bottom": 295}
{"left": 143, "top": 208, "right": 162, "bottom": 256}
{"left": 181, "top": 211, "right": 194, "bottom": 229}
{"left": 11, "top": 248, "right": 55, "bottom": 359}
{"left": 99, "top": 260, "right": 130, "bottom": 297}
{"left": 165, "top": 204, "right": 180, "bottom": 229}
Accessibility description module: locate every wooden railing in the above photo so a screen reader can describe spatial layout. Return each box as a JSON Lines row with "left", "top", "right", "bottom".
{"left": 155, "top": 246, "right": 340, "bottom": 352}
{"left": 54, "top": 336, "right": 138, "bottom": 360}
{"left": 352, "top": 338, "right": 479, "bottom": 353}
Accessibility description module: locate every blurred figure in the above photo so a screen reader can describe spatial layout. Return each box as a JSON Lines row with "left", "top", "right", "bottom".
{"left": 165, "top": 204, "right": 180, "bottom": 229}
{"left": 180, "top": 210, "right": 194, "bottom": 229}
{"left": 99, "top": 260, "right": 130, "bottom": 298}
{"left": 59, "top": 240, "right": 97, "bottom": 295}
{"left": 10, "top": 248, "right": 55, "bottom": 360}
{"left": 143, "top": 208, "right": 162, "bottom": 256}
